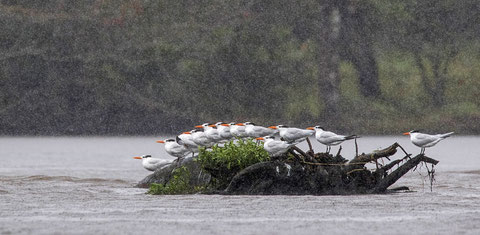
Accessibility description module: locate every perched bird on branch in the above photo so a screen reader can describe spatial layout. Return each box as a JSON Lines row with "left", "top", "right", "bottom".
{"left": 215, "top": 122, "right": 232, "bottom": 140}
{"left": 312, "top": 126, "right": 357, "bottom": 153}
{"left": 256, "top": 136, "right": 303, "bottom": 157}
{"left": 176, "top": 131, "right": 200, "bottom": 156}
{"left": 268, "top": 125, "right": 314, "bottom": 142}
{"left": 244, "top": 122, "right": 277, "bottom": 138}
{"left": 403, "top": 130, "right": 454, "bottom": 154}
{"left": 190, "top": 129, "right": 214, "bottom": 147}
{"left": 195, "top": 123, "right": 224, "bottom": 143}
{"left": 156, "top": 139, "right": 191, "bottom": 161}
{"left": 230, "top": 122, "right": 248, "bottom": 138}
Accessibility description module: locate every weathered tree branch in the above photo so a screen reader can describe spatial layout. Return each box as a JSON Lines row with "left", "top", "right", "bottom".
{"left": 371, "top": 154, "right": 439, "bottom": 193}
{"left": 347, "top": 143, "right": 399, "bottom": 172}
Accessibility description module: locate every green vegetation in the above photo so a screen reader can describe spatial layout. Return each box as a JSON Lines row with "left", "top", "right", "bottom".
{"left": 147, "top": 166, "right": 204, "bottom": 195}
{"left": 197, "top": 139, "right": 270, "bottom": 189}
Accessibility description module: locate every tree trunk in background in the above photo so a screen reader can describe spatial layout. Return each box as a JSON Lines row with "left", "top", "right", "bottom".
{"left": 316, "top": 2, "right": 341, "bottom": 118}
{"left": 338, "top": 0, "right": 380, "bottom": 98}
{"left": 414, "top": 49, "right": 456, "bottom": 107}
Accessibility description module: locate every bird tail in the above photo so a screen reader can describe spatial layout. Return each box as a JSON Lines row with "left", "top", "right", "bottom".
{"left": 344, "top": 135, "right": 358, "bottom": 140}
{"left": 440, "top": 132, "right": 454, "bottom": 138}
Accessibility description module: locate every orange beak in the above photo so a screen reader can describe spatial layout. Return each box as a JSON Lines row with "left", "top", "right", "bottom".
{"left": 236, "top": 123, "right": 245, "bottom": 126}
{"left": 195, "top": 125, "right": 203, "bottom": 128}
{"left": 156, "top": 140, "right": 165, "bottom": 143}
{"left": 306, "top": 127, "right": 315, "bottom": 130}
{"left": 221, "top": 124, "right": 230, "bottom": 126}
{"left": 268, "top": 126, "right": 277, "bottom": 129}
{"left": 133, "top": 157, "right": 142, "bottom": 159}
{"left": 255, "top": 137, "right": 264, "bottom": 140}
{"left": 208, "top": 124, "right": 216, "bottom": 127}
{"left": 183, "top": 132, "right": 191, "bottom": 134}
{"left": 403, "top": 132, "right": 410, "bottom": 135}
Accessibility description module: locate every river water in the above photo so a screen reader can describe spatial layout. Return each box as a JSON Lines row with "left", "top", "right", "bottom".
{"left": 1, "top": 136, "right": 479, "bottom": 234}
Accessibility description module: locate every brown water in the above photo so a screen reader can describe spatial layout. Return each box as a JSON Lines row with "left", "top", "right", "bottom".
{"left": 1, "top": 136, "right": 480, "bottom": 234}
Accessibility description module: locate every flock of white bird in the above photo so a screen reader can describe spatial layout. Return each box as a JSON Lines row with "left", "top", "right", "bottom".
{"left": 133, "top": 122, "right": 454, "bottom": 171}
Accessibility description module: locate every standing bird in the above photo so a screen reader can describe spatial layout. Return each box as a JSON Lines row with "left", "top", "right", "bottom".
{"left": 269, "top": 125, "right": 314, "bottom": 142}
{"left": 244, "top": 122, "right": 277, "bottom": 138}
{"left": 195, "top": 123, "right": 224, "bottom": 143}
{"left": 313, "top": 126, "right": 357, "bottom": 153}
{"left": 190, "top": 129, "right": 214, "bottom": 147}
{"left": 133, "top": 155, "right": 174, "bottom": 171}
{"left": 176, "top": 131, "right": 200, "bottom": 155}
{"left": 215, "top": 122, "right": 232, "bottom": 140}
{"left": 256, "top": 136, "right": 301, "bottom": 157}
{"left": 403, "top": 130, "right": 454, "bottom": 154}
{"left": 230, "top": 122, "right": 248, "bottom": 138}
{"left": 156, "top": 139, "right": 191, "bottom": 161}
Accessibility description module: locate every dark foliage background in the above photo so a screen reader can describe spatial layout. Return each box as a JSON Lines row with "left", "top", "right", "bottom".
{"left": 1, "top": 0, "right": 479, "bottom": 135}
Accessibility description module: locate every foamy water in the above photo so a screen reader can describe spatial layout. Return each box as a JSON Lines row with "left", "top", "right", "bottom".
{"left": 1, "top": 136, "right": 479, "bottom": 234}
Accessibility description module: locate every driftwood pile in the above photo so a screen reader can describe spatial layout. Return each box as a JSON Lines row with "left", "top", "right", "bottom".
{"left": 226, "top": 140, "right": 438, "bottom": 195}
{"left": 138, "top": 140, "right": 439, "bottom": 195}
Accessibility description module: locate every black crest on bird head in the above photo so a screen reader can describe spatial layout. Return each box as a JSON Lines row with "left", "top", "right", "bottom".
{"left": 277, "top": 125, "right": 289, "bottom": 128}
{"left": 410, "top": 130, "right": 421, "bottom": 133}
{"left": 245, "top": 122, "right": 255, "bottom": 125}
{"left": 143, "top": 155, "right": 152, "bottom": 158}
{"left": 165, "top": 139, "right": 175, "bottom": 142}
{"left": 314, "top": 126, "right": 324, "bottom": 130}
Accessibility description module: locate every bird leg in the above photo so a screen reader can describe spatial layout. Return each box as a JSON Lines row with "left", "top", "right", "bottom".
{"left": 306, "top": 138, "right": 314, "bottom": 156}
{"left": 335, "top": 145, "right": 342, "bottom": 157}
{"left": 174, "top": 157, "right": 182, "bottom": 166}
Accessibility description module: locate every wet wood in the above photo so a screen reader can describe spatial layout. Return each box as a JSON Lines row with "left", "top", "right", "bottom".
{"left": 371, "top": 154, "right": 439, "bottom": 193}
{"left": 140, "top": 142, "right": 440, "bottom": 195}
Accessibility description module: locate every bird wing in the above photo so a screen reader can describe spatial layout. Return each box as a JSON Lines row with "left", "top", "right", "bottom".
{"left": 168, "top": 144, "right": 189, "bottom": 155}
{"left": 284, "top": 128, "right": 313, "bottom": 140}
{"left": 320, "top": 131, "right": 346, "bottom": 142}
{"left": 146, "top": 158, "right": 168, "bottom": 165}
{"left": 265, "top": 141, "right": 289, "bottom": 152}
{"left": 412, "top": 133, "right": 438, "bottom": 146}
{"left": 253, "top": 126, "right": 274, "bottom": 137}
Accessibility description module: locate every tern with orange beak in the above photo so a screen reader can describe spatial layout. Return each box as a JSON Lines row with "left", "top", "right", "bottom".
{"left": 156, "top": 139, "right": 191, "bottom": 160}
{"left": 403, "top": 130, "right": 454, "bottom": 154}
{"left": 269, "top": 125, "right": 314, "bottom": 142}
{"left": 215, "top": 122, "right": 232, "bottom": 140}
{"left": 313, "top": 126, "right": 357, "bottom": 153}
{"left": 256, "top": 136, "right": 301, "bottom": 157}
{"left": 176, "top": 131, "right": 200, "bottom": 155}
{"left": 195, "top": 123, "right": 224, "bottom": 143}
{"left": 190, "top": 129, "right": 214, "bottom": 147}
{"left": 244, "top": 122, "right": 277, "bottom": 138}
{"left": 230, "top": 122, "right": 247, "bottom": 138}
{"left": 133, "top": 155, "right": 174, "bottom": 171}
